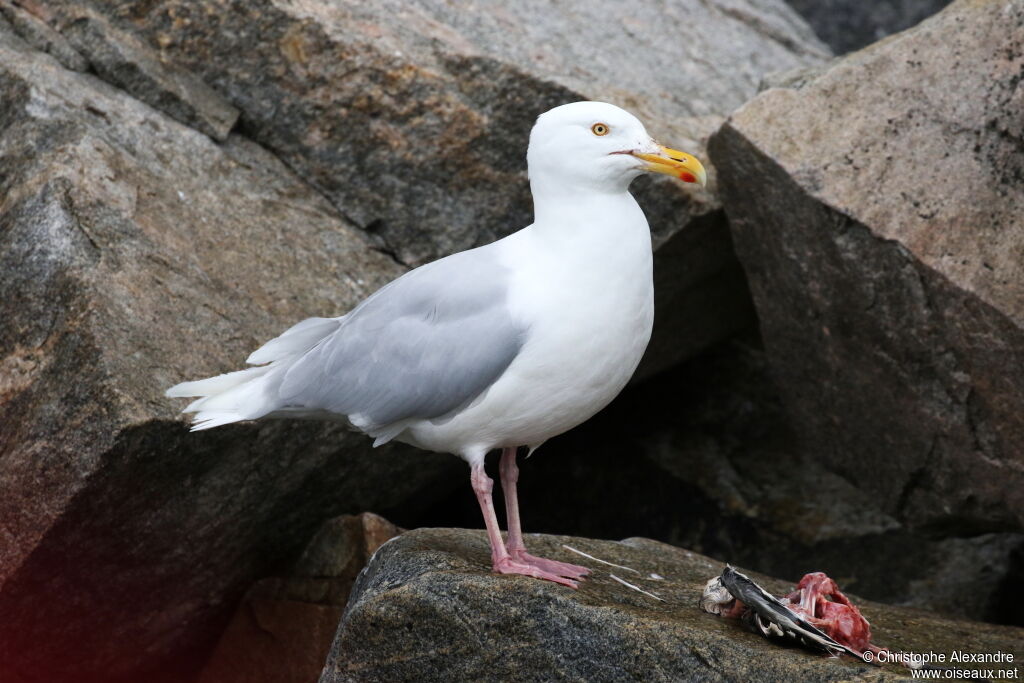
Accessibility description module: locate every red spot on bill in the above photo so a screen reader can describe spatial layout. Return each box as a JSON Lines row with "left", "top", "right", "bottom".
{"left": 679, "top": 172, "right": 697, "bottom": 183}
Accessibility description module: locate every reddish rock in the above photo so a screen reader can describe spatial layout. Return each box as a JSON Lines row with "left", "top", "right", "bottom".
{"left": 198, "top": 513, "right": 402, "bottom": 683}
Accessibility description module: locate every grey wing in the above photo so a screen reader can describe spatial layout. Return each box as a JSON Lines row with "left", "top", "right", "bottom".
{"left": 278, "top": 246, "right": 526, "bottom": 437}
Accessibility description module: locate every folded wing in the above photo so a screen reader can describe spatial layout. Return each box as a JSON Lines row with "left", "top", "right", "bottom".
{"left": 278, "top": 247, "right": 526, "bottom": 442}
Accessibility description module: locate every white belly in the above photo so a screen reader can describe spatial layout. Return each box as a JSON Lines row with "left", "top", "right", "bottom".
{"left": 401, "top": 205, "right": 654, "bottom": 463}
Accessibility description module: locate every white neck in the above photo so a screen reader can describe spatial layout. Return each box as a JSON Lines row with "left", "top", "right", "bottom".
{"left": 531, "top": 184, "right": 642, "bottom": 227}
{"left": 517, "top": 187, "right": 651, "bottom": 279}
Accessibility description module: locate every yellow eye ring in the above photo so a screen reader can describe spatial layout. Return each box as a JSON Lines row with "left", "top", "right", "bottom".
{"left": 591, "top": 123, "right": 609, "bottom": 136}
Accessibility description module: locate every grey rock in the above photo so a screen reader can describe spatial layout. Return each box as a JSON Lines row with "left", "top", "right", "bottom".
{"left": 0, "top": 0, "right": 89, "bottom": 71}
{"left": 757, "top": 59, "right": 835, "bottom": 92}
{"left": 52, "top": 5, "right": 239, "bottom": 140}
{"left": 62, "top": 0, "right": 830, "bottom": 370}
{"left": 786, "top": 0, "right": 953, "bottom": 54}
{"left": 902, "top": 533, "right": 1024, "bottom": 623}
{"left": 322, "top": 528, "right": 1023, "bottom": 682}
{"left": 0, "top": 32, "right": 458, "bottom": 683}
{"left": 709, "top": 0, "right": 1024, "bottom": 534}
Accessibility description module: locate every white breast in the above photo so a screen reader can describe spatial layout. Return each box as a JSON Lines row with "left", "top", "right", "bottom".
{"left": 402, "top": 193, "right": 654, "bottom": 462}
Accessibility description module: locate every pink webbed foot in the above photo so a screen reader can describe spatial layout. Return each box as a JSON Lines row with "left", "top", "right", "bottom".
{"left": 511, "top": 551, "right": 590, "bottom": 580}
{"left": 493, "top": 556, "right": 580, "bottom": 589}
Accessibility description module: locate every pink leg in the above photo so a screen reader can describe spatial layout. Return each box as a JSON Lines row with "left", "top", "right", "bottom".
{"left": 499, "top": 448, "right": 590, "bottom": 580}
{"left": 470, "top": 461, "right": 578, "bottom": 588}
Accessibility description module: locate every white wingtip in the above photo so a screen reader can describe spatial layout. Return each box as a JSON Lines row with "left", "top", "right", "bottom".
{"left": 165, "top": 381, "right": 197, "bottom": 398}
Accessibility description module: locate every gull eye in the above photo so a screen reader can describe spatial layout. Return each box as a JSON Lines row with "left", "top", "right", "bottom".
{"left": 591, "top": 123, "right": 610, "bottom": 136}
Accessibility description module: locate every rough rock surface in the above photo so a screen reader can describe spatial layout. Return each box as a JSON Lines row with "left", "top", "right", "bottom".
{"left": 709, "top": 0, "right": 1024, "bottom": 535}
{"left": 53, "top": 5, "right": 240, "bottom": 140}
{"left": 51, "top": 0, "right": 828, "bottom": 373}
{"left": 0, "top": 0, "right": 88, "bottom": 71}
{"left": 199, "top": 513, "right": 402, "bottom": 683}
{"left": 323, "top": 528, "right": 1023, "bottom": 682}
{"left": 0, "top": 30, "right": 459, "bottom": 683}
{"left": 785, "top": 0, "right": 952, "bottom": 54}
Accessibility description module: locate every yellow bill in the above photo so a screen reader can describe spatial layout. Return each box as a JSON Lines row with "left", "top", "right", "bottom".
{"left": 633, "top": 145, "right": 707, "bottom": 186}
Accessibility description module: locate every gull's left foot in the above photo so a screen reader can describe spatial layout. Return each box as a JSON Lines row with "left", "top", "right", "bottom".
{"left": 493, "top": 556, "right": 579, "bottom": 588}
{"left": 512, "top": 551, "right": 590, "bottom": 580}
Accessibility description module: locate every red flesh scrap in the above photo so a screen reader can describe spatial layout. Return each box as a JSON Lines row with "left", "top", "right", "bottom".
{"left": 784, "top": 572, "right": 872, "bottom": 654}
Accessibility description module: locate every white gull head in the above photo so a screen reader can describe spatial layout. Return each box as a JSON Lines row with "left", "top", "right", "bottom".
{"left": 526, "top": 101, "right": 707, "bottom": 198}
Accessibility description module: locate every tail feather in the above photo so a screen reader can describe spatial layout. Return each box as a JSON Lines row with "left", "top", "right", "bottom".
{"left": 167, "top": 365, "right": 276, "bottom": 430}
{"left": 165, "top": 366, "right": 270, "bottom": 399}
{"left": 166, "top": 316, "right": 342, "bottom": 431}
{"left": 190, "top": 412, "right": 251, "bottom": 432}
{"left": 183, "top": 377, "right": 268, "bottom": 415}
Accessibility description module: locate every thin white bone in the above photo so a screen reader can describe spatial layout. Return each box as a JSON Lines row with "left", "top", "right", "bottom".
{"left": 610, "top": 573, "right": 664, "bottom": 601}
{"left": 561, "top": 544, "right": 640, "bottom": 574}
